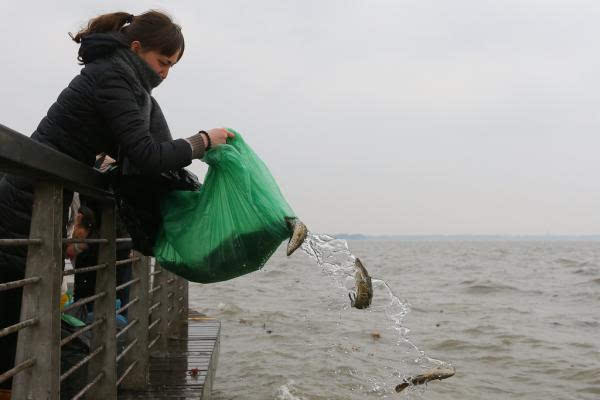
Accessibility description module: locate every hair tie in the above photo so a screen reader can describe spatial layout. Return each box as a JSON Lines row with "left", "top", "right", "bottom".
{"left": 125, "top": 14, "right": 134, "bottom": 24}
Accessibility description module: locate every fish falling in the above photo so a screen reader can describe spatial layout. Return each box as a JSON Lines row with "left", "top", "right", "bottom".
{"left": 285, "top": 217, "right": 308, "bottom": 256}
{"left": 283, "top": 224, "right": 453, "bottom": 392}
{"left": 395, "top": 366, "right": 456, "bottom": 393}
{"left": 349, "top": 258, "right": 373, "bottom": 309}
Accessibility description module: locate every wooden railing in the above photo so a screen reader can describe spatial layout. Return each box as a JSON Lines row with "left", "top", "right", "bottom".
{"left": 0, "top": 123, "right": 189, "bottom": 399}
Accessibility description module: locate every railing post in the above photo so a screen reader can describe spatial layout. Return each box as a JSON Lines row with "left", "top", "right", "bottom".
{"left": 175, "top": 275, "right": 189, "bottom": 338}
{"left": 120, "top": 252, "right": 150, "bottom": 389}
{"left": 182, "top": 279, "right": 188, "bottom": 318}
{"left": 13, "top": 182, "right": 63, "bottom": 400}
{"left": 166, "top": 270, "right": 176, "bottom": 334}
{"left": 152, "top": 262, "right": 170, "bottom": 355}
{"left": 88, "top": 203, "right": 117, "bottom": 398}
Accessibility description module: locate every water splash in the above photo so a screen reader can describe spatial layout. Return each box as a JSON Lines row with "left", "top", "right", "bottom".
{"left": 276, "top": 380, "right": 305, "bottom": 400}
{"left": 301, "top": 232, "right": 451, "bottom": 394}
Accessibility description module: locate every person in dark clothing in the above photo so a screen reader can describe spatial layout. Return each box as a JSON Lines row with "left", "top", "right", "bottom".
{"left": 71, "top": 222, "right": 132, "bottom": 318}
{"left": 73, "top": 161, "right": 133, "bottom": 318}
{"left": 0, "top": 10, "right": 234, "bottom": 389}
{"left": 65, "top": 205, "right": 96, "bottom": 262}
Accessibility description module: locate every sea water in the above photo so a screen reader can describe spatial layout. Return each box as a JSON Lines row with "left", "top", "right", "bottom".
{"left": 189, "top": 240, "right": 600, "bottom": 399}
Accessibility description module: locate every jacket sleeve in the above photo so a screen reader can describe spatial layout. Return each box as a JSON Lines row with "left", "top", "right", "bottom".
{"left": 94, "top": 70, "right": 192, "bottom": 175}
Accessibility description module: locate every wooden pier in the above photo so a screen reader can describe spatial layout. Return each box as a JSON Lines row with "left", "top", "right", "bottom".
{"left": 0, "top": 123, "right": 221, "bottom": 399}
{"left": 120, "top": 317, "right": 220, "bottom": 400}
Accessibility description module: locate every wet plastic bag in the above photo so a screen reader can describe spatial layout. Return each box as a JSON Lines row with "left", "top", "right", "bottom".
{"left": 153, "top": 129, "right": 296, "bottom": 283}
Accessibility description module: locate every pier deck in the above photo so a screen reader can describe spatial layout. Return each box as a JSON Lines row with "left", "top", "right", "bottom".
{"left": 120, "top": 317, "right": 220, "bottom": 400}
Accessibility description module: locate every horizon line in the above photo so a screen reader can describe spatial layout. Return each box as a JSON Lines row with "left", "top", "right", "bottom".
{"left": 331, "top": 233, "right": 600, "bottom": 239}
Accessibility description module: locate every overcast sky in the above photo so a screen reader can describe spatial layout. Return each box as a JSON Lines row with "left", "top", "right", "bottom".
{"left": 2, "top": 1, "right": 600, "bottom": 235}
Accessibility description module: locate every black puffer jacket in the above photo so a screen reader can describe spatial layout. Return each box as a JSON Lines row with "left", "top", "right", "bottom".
{"left": 0, "top": 33, "right": 193, "bottom": 269}
{"left": 33, "top": 32, "right": 192, "bottom": 172}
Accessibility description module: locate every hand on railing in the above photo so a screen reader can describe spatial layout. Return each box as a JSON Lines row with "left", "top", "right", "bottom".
{"left": 95, "top": 153, "right": 116, "bottom": 172}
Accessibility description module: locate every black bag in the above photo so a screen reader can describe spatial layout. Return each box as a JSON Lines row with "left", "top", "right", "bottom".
{"left": 105, "top": 163, "right": 201, "bottom": 256}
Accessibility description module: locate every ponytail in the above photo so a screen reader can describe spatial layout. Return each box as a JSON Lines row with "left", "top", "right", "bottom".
{"left": 69, "top": 12, "right": 133, "bottom": 43}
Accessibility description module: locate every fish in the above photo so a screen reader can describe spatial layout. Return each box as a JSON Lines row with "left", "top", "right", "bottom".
{"left": 285, "top": 217, "right": 308, "bottom": 256}
{"left": 348, "top": 257, "right": 373, "bottom": 309}
{"left": 395, "top": 366, "right": 456, "bottom": 393}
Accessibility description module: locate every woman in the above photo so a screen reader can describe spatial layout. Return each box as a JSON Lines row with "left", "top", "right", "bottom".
{"left": 65, "top": 205, "right": 95, "bottom": 262}
{"left": 0, "top": 10, "right": 233, "bottom": 389}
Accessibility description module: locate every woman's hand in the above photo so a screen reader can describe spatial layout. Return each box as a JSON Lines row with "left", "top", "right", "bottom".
{"left": 186, "top": 128, "right": 235, "bottom": 159}
{"left": 206, "top": 128, "right": 235, "bottom": 148}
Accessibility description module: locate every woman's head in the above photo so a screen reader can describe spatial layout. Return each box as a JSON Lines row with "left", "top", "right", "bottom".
{"left": 76, "top": 205, "right": 95, "bottom": 233}
{"left": 71, "top": 10, "right": 184, "bottom": 78}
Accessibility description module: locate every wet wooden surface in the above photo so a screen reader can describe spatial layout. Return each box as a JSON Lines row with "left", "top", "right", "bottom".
{"left": 119, "top": 318, "right": 220, "bottom": 400}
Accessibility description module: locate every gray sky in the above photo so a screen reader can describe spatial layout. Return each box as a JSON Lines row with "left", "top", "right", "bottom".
{"left": 2, "top": 1, "right": 600, "bottom": 235}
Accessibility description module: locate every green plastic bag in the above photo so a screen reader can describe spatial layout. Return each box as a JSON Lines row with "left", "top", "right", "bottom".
{"left": 153, "top": 129, "right": 295, "bottom": 283}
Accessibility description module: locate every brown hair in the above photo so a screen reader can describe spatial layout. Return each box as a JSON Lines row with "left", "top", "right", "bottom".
{"left": 77, "top": 205, "right": 96, "bottom": 232}
{"left": 70, "top": 10, "right": 184, "bottom": 62}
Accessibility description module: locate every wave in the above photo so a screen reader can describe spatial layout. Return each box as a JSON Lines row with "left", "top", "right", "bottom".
{"left": 566, "top": 368, "right": 600, "bottom": 384}
{"left": 555, "top": 257, "right": 579, "bottom": 266}
{"left": 462, "top": 281, "right": 519, "bottom": 294}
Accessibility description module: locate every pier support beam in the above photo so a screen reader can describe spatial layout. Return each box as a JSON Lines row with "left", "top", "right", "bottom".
{"left": 88, "top": 204, "right": 117, "bottom": 398}
{"left": 13, "top": 182, "right": 63, "bottom": 400}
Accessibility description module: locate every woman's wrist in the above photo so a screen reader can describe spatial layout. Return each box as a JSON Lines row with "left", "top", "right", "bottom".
{"left": 199, "top": 130, "right": 211, "bottom": 150}
{"left": 184, "top": 131, "right": 207, "bottom": 159}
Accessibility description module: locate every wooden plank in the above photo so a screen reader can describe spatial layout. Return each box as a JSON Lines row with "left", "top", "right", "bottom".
{"left": 151, "top": 263, "right": 169, "bottom": 355}
{"left": 0, "top": 123, "right": 112, "bottom": 200}
{"left": 175, "top": 276, "right": 189, "bottom": 337}
{"left": 12, "top": 183, "right": 63, "bottom": 400}
{"left": 88, "top": 204, "right": 118, "bottom": 398}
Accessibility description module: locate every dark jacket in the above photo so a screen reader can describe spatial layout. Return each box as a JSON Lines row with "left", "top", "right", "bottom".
{"left": 1, "top": 33, "right": 197, "bottom": 385}
{"left": 32, "top": 32, "right": 192, "bottom": 173}
{"left": 0, "top": 33, "right": 193, "bottom": 269}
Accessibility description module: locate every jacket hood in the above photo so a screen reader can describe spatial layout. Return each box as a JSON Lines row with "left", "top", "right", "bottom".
{"left": 78, "top": 32, "right": 129, "bottom": 64}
